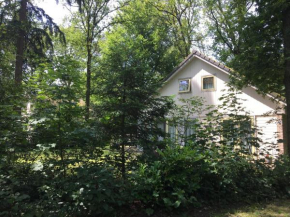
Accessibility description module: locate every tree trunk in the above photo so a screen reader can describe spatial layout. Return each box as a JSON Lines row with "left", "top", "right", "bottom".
{"left": 120, "top": 76, "right": 127, "bottom": 179}
{"left": 121, "top": 91, "right": 126, "bottom": 179}
{"left": 15, "top": 0, "right": 27, "bottom": 86}
{"left": 85, "top": 44, "right": 92, "bottom": 120}
{"left": 282, "top": 5, "right": 290, "bottom": 155}
{"left": 121, "top": 119, "right": 126, "bottom": 179}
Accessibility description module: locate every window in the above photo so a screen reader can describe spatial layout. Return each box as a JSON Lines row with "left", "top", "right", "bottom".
{"left": 163, "top": 119, "right": 197, "bottom": 145}
{"left": 202, "top": 76, "right": 216, "bottom": 91}
{"left": 168, "top": 124, "right": 176, "bottom": 140}
{"left": 222, "top": 118, "right": 255, "bottom": 154}
{"left": 184, "top": 119, "right": 197, "bottom": 145}
{"left": 178, "top": 78, "right": 191, "bottom": 93}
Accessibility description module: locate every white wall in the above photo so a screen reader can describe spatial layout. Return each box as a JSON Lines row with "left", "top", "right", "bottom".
{"left": 159, "top": 57, "right": 282, "bottom": 116}
{"left": 256, "top": 116, "right": 279, "bottom": 158}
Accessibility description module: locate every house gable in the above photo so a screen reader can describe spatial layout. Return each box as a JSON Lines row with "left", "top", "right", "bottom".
{"left": 159, "top": 51, "right": 287, "bottom": 155}
{"left": 159, "top": 53, "right": 283, "bottom": 116}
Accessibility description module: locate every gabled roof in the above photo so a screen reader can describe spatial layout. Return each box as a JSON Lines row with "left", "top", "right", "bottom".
{"left": 162, "top": 49, "right": 286, "bottom": 106}
{"left": 164, "top": 49, "right": 231, "bottom": 82}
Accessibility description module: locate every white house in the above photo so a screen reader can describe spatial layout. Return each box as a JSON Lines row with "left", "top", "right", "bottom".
{"left": 159, "top": 50, "right": 287, "bottom": 156}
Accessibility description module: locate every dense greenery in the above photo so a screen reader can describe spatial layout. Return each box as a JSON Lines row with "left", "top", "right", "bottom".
{"left": 1, "top": 91, "right": 290, "bottom": 216}
{"left": 0, "top": 0, "right": 290, "bottom": 216}
{"left": 205, "top": 0, "right": 290, "bottom": 153}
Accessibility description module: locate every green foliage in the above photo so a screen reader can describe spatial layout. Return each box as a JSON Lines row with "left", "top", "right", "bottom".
{"left": 1, "top": 1, "right": 290, "bottom": 216}
{"left": 0, "top": 163, "right": 132, "bottom": 217}
{"left": 131, "top": 145, "right": 290, "bottom": 215}
{"left": 204, "top": 0, "right": 251, "bottom": 61}
{"left": 1, "top": 88, "right": 290, "bottom": 216}
{"left": 95, "top": 17, "right": 174, "bottom": 176}
{"left": 133, "top": 146, "right": 204, "bottom": 210}
{"left": 148, "top": 0, "right": 205, "bottom": 57}
{"left": 272, "top": 155, "right": 290, "bottom": 196}
{"left": 198, "top": 151, "right": 276, "bottom": 204}
{"left": 116, "top": 0, "right": 184, "bottom": 76}
{"left": 36, "top": 164, "right": 131, "bottom": 217}
{"left": 29, "top": 55, "right": 86, "bottom": 151}
{"left": 128, "top": 92, "right": 287, "bottom": 215}
{"left": 205, "top": 0, "right": 288, "bottom": 96}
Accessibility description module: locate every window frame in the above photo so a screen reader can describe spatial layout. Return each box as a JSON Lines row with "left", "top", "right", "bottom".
{"left": 178, "top": 78, "right": 191, "bottom": 93}
{"left": 201, "top": 75, "right": 216, "bottom": 92}
{"left": 222, "top": 116, "right": 256, "bottom": 154}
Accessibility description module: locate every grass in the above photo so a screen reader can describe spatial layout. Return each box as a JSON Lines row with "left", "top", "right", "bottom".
{"left": 222, "top": 199, "right": 290, "bottom": 217}
{"left": 188, "top": 199, "right": 290, "bottom": 217}
{"left": 133, "top": 199, "right": 290, "bottom": 217}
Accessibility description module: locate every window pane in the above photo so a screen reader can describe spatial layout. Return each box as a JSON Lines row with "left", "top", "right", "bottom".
{"left": 168, "top": 125, "right": 176, "bottom": 140}
{"left": 179, "top": 80, "right": 190, "bottom": 92}
{"left": 185, "top": 119, "right": 196, "bottom": 145}
{"left": 158, "top": 122, "right": 165, "bottom": 132}
{"left": 203, "top": 77, "right": 214, "bottom": 89}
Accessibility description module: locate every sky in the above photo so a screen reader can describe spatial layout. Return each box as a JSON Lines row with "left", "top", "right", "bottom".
{"left": 34, "top": 0, "right": 72, "bottom": 25}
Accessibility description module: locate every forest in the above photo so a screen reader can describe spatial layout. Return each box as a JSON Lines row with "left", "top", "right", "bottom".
{"left": 0, "top": 0, "right": 290, "bottom": 216}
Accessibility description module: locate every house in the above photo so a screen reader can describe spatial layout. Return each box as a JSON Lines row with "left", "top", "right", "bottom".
{"left": 159, "top": 50, "right": 287, "bottom": 156}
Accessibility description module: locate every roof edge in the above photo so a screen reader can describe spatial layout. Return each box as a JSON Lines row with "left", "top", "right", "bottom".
{"left": 163, "top": 50, "right": 231, "bottom": 82}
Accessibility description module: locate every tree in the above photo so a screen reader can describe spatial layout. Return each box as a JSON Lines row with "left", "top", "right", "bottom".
{"left": 15, "top": 0, "right": 27, "bottom": 86}
{"left": 149, "top": 0, "right": 205, "bottom": 57}
{"left": 9, "top": 0, "right": 83, "bottom": 87}
{"left": 13, "top": 0, "right": 66, "bottom": 87}
{"left": 116, "top": 0, "right": 181, "bottom": 76}
{"left": 205, "top": 0, "right": 290, "bottom": 154}
{"left": 204, "top": 0, "right": 254, "bottom": 62}
{"left": 96, "top": 23, "right": 173, "bottom": 178}
{"left": 280, "top": 0, "right": 290, "bottom": 154}
{"left": 28, "top": 55, "right": 86, "bottom": 176}
{"left": 70, "top": 0, "right": 121, "bottom": 120}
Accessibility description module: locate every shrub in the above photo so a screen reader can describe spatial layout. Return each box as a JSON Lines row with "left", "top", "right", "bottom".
{"left": 0, "top": 162, "right": 133, "bottom": 217}
{"left": 34, "top": 164, "right": 132, "bottom": 217}
{"left": 197, "top": 150, "right": 276, "bottom": 204}
{"left": 132, "top": 146, "right": 205, "bottom": 212}
{"left": 272, "top": 155, "right": 290, "bottom": 196}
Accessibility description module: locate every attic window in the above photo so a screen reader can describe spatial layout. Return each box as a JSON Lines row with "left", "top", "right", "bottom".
{"left": 178, "top": 79, "right": 191, "bottom": 93}
{"left": 202, "top": 76, "right": 216, "bottom": 91}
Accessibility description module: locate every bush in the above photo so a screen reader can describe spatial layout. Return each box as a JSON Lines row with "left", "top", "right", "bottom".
{"left": 272, "top": 155, "right": 290, "bottom": 196}
{"left": 36, "top": 164, "right": 132, "bottom": 217}
{"left": 132, "top": 146, "right": 205, "bottom": 212}
{"left": 0, "top": 162, "right": 133, "bottom": 217}
{"left": 197, "top": 150, "right": 276, "bottom": 204}
{"left": 131, "top": 144, "right": 290, "bottom": 216}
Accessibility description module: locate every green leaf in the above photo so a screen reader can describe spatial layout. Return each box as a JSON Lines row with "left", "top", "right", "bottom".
{"left": 145, "top": 208, "right": 154, "bottom": 216}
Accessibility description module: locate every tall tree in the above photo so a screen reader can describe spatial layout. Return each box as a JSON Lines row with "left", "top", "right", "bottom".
{"left": 117, "top": 0, "right": 181, "bottom": 76}
{"left": 70, "top": 0, "right": 120, "bottom": 120}
{"left": 13, "top": 0, "right": 84, "bottom": 87}
{"left": 204, "top": 0, "right": 253, "bottom": 62}
{"left": 15, "top": 0, "right": 27, "bottom": 86}
{"left": 97, "top": 26, "right": 172, "bottom": 178}
{"left": 149, "top": 0, "right": 205, "bottom": 57}
{"left": 206, "top": 0, "right": 290, "bottom": 154}
{"left": 96, "top": 0, "right": 181, "bottom": 176}
{"left": 280, "top": 0, "right": 290, "bottom": 154}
